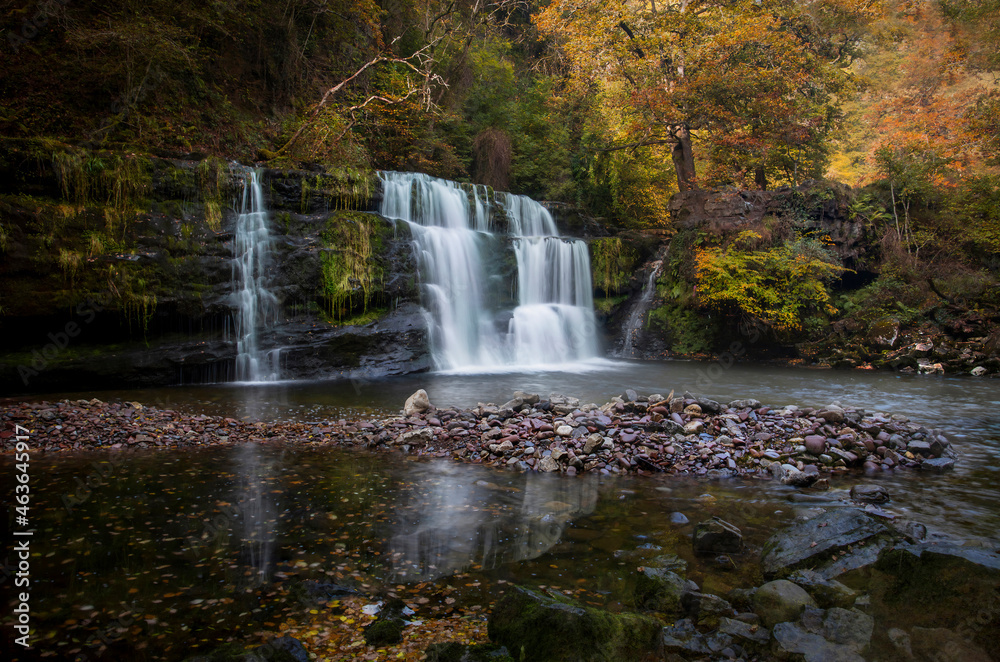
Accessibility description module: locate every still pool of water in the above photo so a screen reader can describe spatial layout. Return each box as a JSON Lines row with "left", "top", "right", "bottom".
{"left": 3, "top": 360, "right": 999, "bottom": 660}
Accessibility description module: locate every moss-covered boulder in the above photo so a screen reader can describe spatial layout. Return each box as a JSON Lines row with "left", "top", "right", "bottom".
{"left": 633, "top": 566, "right": 693, "bottom": 616}
{"left": 364, "top": 617, "right": 405, "bottom": 646}
{"left": 364, "top": 598, "right": 412, "bottom": 646}
{"left": 487, "top": 585, "right": 662, "bottom": 662}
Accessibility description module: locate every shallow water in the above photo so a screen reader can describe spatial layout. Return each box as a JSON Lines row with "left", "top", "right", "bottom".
{"left": 4, "top": 360, "right": 1000, "bottom": 660}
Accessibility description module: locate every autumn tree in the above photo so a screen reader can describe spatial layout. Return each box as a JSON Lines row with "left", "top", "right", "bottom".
{"left": 858, "top": 0, "right": 1000, "bottom": 258}
{"left": 536, "top": 0, "right": 875, "bottom": 191}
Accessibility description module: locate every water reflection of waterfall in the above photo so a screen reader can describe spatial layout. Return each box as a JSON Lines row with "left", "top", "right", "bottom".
{"left": 378, "top": 171, "right": 599, "bottom": 370}
{"left": 386, "top": 460, "right": 598, "bottom": 582}
{"left": 617, "top": 246, "right": 667, "bottom": 358}
{"left": 232, "top": 169, "right": 281, "bottom": 382}
{"left": 234, "top": 443, "right": 278, "bottom": 587}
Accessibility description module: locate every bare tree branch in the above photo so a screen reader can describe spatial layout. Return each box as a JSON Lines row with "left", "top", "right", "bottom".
{"left": 273, "top": 39, "right": 446, "bottom": 157}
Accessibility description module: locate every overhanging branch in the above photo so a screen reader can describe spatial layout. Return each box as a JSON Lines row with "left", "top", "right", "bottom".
{"left": 274, "top": 39, "right": 446, "bottom": 157}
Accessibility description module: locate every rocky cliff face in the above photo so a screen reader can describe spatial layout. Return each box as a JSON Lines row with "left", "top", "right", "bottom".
{"left": 606, "top": 182, "right": 998, "bottom": 374}
{"left": 668, "top": 182, "right": 875, "bottom": 273}
{"left": 0, "top": 140, "right": 428, "bottom": 394}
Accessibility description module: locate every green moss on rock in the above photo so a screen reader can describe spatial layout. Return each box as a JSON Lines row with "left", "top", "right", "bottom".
{"left": 487, "top": 586, "right": 661, "bottom": 662}
{"left": 321, "top": 211, "right": 391, "bottom": 321}
{"left": 364, "top": 617, "right": 405, "bottom": 646}
{"left": 589, "top": 237, "right": 639, "bottom": 296}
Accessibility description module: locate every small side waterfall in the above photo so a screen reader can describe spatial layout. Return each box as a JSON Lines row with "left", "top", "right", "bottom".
{"left": 232, "top": 169, "right": 281, "bottom": 382}
{"left": 617, "top": 247, "right": 667, "bottom": 358}
{"left": 379, "top": 171, "right": 598, "bottom": 370}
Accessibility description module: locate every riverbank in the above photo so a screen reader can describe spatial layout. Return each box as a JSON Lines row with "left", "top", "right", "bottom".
{"left": 1, "top": 389, "right": 956, "bottom": 482}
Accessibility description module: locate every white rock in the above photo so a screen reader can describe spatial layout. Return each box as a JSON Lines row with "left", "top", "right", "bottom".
{"left": 404, "top": 389, "right": 432, "bottom": 415}
{"left": 684, "top": 420, "right": 705, "bottom": 434}
{"left": 538, "top": 456, "right": 559, "bottom": 472}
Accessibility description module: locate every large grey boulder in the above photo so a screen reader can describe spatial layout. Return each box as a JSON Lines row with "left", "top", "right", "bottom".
{"left": 786, "top": 569, "right": 858, "bottom": 609}
{"left": 771, "top": 606, "right": 873, "bottom": 662}
{"left": 761, "top": 508, "right": 902, "bottom": 579}
{"left": 633, "top": 566, "right": 696, "bottom": 616}
{"left": 661, "top": 618, "right": 735, "bottom": 656}
{"left": 753, "top": 580, "right": 817, "bottom": 628}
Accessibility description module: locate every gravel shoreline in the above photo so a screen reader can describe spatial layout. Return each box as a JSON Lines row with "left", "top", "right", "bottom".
{"left": 1, "top": 389, "right": 957, "bottom": 482}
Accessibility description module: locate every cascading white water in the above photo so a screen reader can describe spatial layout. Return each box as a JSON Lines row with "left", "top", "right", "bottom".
{"left": 232, "top": 169, "right": 280, "bottom": 381}
{"left": 617, "top": 247, "right": 667, "bottom": 358}
{"left": 379, "top": 171, "right": 599, "bottom": 370}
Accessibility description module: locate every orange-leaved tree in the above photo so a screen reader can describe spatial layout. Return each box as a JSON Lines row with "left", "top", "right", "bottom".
{"left": 535, "top": 0, "right": 878, "bottom": 191}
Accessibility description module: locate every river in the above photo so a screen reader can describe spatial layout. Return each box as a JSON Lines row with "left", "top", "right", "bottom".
{"left": 3, "top": 360, "right": 999, "bottom": 660}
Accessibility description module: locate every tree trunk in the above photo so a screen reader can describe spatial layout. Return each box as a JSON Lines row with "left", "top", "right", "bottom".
{"left": 671, "top": 125, "right": 696, "bottom": 191}
{"left": 754, "top": 166, "right": 767, "bottom": 191}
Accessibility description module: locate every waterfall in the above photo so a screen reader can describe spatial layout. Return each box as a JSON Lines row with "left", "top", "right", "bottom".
{"left": 379, "top": 171, "right": 598, "bottom": 370}
{"left": 232, "top": 169, "right": 281, "bottom": 382}
{"left": 617, "top": 247, "right": 667, "bottom": 358}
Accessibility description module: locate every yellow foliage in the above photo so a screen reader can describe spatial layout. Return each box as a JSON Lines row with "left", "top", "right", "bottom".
{"left": 694, "top": 239, "right": 849, "bottom": 333}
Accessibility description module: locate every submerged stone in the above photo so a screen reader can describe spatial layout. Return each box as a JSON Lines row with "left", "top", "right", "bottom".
{"left": 693, "top": 517, "right": 744, "bottom": 555}
{"left": 488, "top": 585, "right": 661, "bottom": 662}
{"left": 772, "top": 620, "right": 865, "bottom": 662}
{"left": 669, "top": 511, "right": 690, "bottom": 525}
{"left": 873, "top": 542, "right": 1000, "bottom": 657}
{"left": 909, "top": 627, "right": 993, "bottom": 662}
{"left": 718, "top": 616, "right": 770, "bottom": 646}
{"left": 661, "top": 618, "right": 730, "bottom": 655}
{"left": 364, "top": 598, "right": 411, "bottom": 646}
{"left": 849, "top": 483, "right": 890, "bottom": 503}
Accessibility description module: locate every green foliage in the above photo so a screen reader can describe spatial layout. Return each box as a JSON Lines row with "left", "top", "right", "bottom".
{"left": 695, "top": 233, "right": 848, "bottom": 335}
{"left": 107, "top": 265, "right": 157, "bottom": 337}
{"left": 593, "top": 295, "right": 628, "bottom": 315}
{"left": 2, "top": 0, "right": 384, "bottom": 160}
{"left": 321, "top": 213, "right": 384, "bottom": 321}
{"left": 578, "top": 143, "right": 675, "bottom": 228}
{"left": 835, "top": 276, "right": 924, "bottom": 328}
{"left": 848, "top": 192, "right": 893, "bottom": 226}
{"left": 197, "top": 158, "right": 230, "bottom": 232}
{"left": 444, "top": 39, "right": 580, "bottom": 200}
{"left": 51, "top": 148, "right": 151, "bottom": 243}
{"left": 589, "top": 238, "right": 639, "bottom": 295}
{"left": 57, "top": 249, "right": 83, "bottom": 283}
{"left": 300, "top": 169, "right": 376, "bottom": 214}
{"left": 949, "top": 174, "right": 1000, "bottom": 255}
{"left": 644, "top": 229, "right": 718, "bottom": 353}
{"left": 647, "top": 303, "right": 716, "bottom": 355}
{"left": 873, "top": 145, "right": 947, "bottom": 210}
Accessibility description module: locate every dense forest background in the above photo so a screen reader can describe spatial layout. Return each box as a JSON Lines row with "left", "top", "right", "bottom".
{"left": 1, "top": 0, "right": 999, "bottom": 364}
